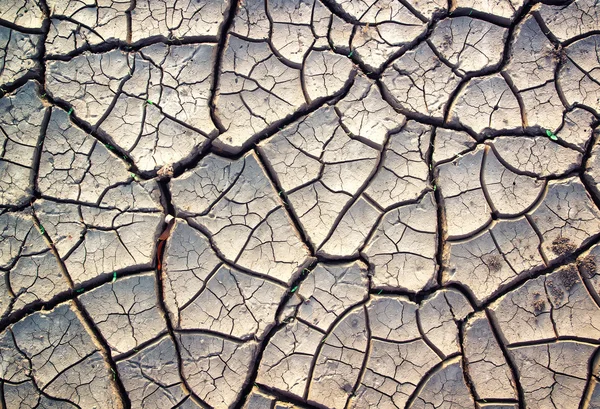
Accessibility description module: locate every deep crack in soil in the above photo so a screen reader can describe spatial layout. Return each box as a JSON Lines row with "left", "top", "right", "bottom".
{"left": 0, "top": 0, "right": 599, "bottom": 408}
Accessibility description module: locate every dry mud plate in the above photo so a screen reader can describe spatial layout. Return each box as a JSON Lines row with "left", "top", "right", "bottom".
{"left": 1, "top": 0, "right": 600, "bottom": 408}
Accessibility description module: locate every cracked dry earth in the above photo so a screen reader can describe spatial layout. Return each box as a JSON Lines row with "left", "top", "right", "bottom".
{"left": 1, "top": 0, "right": 600, "bottom": 409}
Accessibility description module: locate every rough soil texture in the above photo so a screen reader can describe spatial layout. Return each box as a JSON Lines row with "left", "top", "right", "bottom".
{"left": 0, "top": 0, "right": 599, "bottom": 408}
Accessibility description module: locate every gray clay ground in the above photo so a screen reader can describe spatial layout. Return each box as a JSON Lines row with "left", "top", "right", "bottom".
{"left": 0, "top": 0, "right": 599, "bottom": 408}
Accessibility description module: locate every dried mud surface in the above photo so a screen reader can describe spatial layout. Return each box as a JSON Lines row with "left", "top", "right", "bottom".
{"left": 0, "top": 0, "right": 600, "bottom": 408}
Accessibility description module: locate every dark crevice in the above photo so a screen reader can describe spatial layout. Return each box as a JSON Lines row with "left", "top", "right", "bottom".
{"left": 316, "top": 114, "right": 405, "bottom": 255}
{"left": 208, "top": 0, "right": 239, "bottom": 135}
{"left": 440, "top": 0, "right": 537, "bottom": 126}
{"left": 500, "top": 71, "right": 527, "bottom": 129}
{"left": 157, "top": 179, "right": 175, "bottom": 216}
{"left": 578, "top": 263, "right": 600, "bottom": 312}
{"left": 2, "top": 0, "right": 600, "bottom": 407}
{"left": 0, "top": 380, "right": 5, "bottom": 409}
{"left": 44, "top": 35, "right": 219, "bottom": 62}
{"left": 152, "top": 186, "right": 211, "bottom": 408}
{"left": 0, "top": 71, "right": 42, "bottom": 99}
{"left": 404, "top": 355, "right": 461, "bottom": 407}
{"left": 251, "top": 384, "right": 328, "bottom": 409}
{"left": 484, "top": 308, "right": 526, "bottom": 409}
{"left": 448, "top": 8, "right": 512, "bottom": 26}
{"left": 579, "top": 346, "right": 600, "bottom": 409}
{"left": 38, "top": 93, "right": 137, "bottom": 172}
{"left": 73, "top": 298, "right": 132, "bottom": 409}
{"left": 416, "top": 308, "right": 447, "bottom": 360}
{"left": 302, "top": 298, "right": 371, "bottom": 403}
{"left": 532, "top": 10, "right": 561, "bottom": 45}
{"left": 369, "top": 280, "right": 480, "bottom": 308}
{"left": 344, "top": 304, "right": 371, "bottom": 409}
{"left": 233, "top": 258, "right": 319, "bottom": 409}
{"left": 29, "top": 103, "right": 51, "bottom": 197}
{"left": 211, "top": 70, "right": 358, "bottom": 157}
{"left": 457, "top": 320, "right": 479, "bottom": 404}
{"left": 253, "top": 148, "right": 316, "bottom": 256}
{"left": 427, "top": 126, "right": 447, "bottom": 287}
{"left": 0, "top": 19, "right": 45, "bottom": 34}
{"left": 183, "top": 217, "right": 297, "bottom": 288}
{"left": 581, "top": 128, "right": 600, "bottom": 206}
{"left": 507, "top": 336, "right": 600, "bottom": 349}
{"left": 480, "top": 233, "right": 600, "bottom": 310}
{"left": 125, "top": 0, "right": 134, "bottom": 44}
{"left": 561, "top": 30, "right": 600, "bottom": 48}
{"left": 0, "top": 264, "right": 155, "bottom": 332}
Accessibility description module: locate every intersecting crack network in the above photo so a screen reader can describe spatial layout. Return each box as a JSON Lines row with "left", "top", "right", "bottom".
{"left": 0, "top": 0, "right": 600, "bottom": 408}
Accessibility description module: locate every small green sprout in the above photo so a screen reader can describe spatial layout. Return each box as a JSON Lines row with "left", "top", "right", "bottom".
{"left": 39, "top": 225, "right": 45, "bottom": 235}
{"left": 76, "top": 288, "right": 85, "bottom": 293}
{"left": 546, "top": 129, "right": 558, "bottom": 141}
{"left": 348, "top": 50, "right": 353, "bottom": 58}
{"left": 105, "top": 143, "right": 115, "bottom": 151}
{"left": 110, "top": 368, "right": 116, "bottom": 380}
{"left": 67, "top": 107, "right": 73, "bottom": 115}
{"left": 433, "top": 184, "right": 437, "bottom": 191}
{"left": 377, "top": 289, "right": 383, "bottom": 295}
{"left": 112, "top": 272, "right": 117, "bottom": 283}
{"left": 290, "top": 286, "right": 298, "bottom": 293}
{"left": 146, "top": 99, "right": 154, "bottom": 105}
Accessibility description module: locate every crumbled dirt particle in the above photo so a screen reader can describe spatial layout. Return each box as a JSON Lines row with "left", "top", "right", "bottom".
{"left": 558, "top": 265, "right": 579, "bottom": 291}
{"left": 485, "top": 255, "right": 503, "bottom": 272}
{"left": 551, "top": 47, "right": 567, "bottom": 63}
{"left": 578, "top": 255, "right": 597, "bottom": 278}
{"left": 157, "top": 164, "right": 174, "bottom": 179}
{"left": 546, "top": 279, "right": 564, "bottom": 301}
{"left": 551, "top": 237, "right": 576, "bottom": 256}
{"left": 532, "top": 292, "right": 546, "bottom": 314}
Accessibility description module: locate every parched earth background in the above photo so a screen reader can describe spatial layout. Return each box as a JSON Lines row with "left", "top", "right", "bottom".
{"left": 1, "top": 0, "right": 600, "bottom": 408}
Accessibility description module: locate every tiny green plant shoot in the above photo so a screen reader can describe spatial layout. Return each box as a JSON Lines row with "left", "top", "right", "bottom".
{"left": 546, "top": 129, "right": 558, "bottom": 141}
